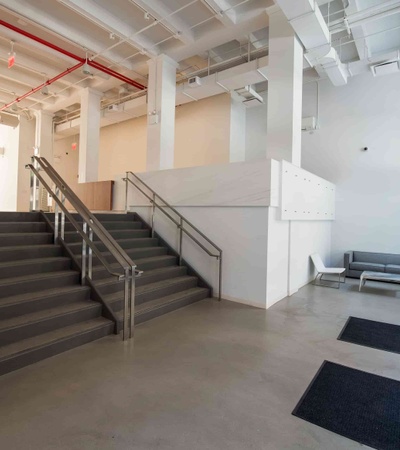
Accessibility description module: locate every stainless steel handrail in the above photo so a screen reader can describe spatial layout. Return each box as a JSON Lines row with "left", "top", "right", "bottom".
{"left": 124, "top": 171, "right": 222, "bottom": 300}
{"left": 26, "top": 157, "right": 139, "bottom": 340}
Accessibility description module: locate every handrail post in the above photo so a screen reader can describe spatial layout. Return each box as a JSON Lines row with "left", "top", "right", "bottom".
{"left": 54, "top": 187, "right": 60, "bottom": 244}
{"left": 151, "top": 193, "right": 156, "bottom": 238}
{"left": 218, "top": 252, "right": 222, "bottom": 301}
{"left": 81, "top": 222, "right": 87, "bottom": 285}
{"left": 88, "top": 227, "right": 93, "bottom": 279}
{"left": 125, "top": 171, "right": 129, "bottom": 213}
{"left": 179, "top": 218, "right": 183, "bottom": 266}
{"left": 61, "top": 193, "right": 65, "bottom": 240}
{"left": 123, "top": 267, "right": 130, "bottom": 341}
{"left": 130, "top": 266, "right": 135, "bottom": 339}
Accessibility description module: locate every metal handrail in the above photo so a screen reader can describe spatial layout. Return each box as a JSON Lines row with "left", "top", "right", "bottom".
{"left": 26, "top": 157, "right": 138, "bottom": 340}
{"left": 124, "top": 171, "right": 222, "bottom": 300}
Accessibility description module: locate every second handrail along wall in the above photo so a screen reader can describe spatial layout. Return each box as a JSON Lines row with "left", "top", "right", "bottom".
{"left": 123, "top": 171, "right": 222, "bottom": 300}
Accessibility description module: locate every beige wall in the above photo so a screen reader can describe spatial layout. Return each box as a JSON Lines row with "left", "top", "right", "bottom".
{"left": 54, "top": 92, "right": 231, "bottom": 184}
{"left": 174, "top": 93, "right": 230, "bottom": 168}
{"left": 54, "top": 135, "right": 80, "bottom": 192}
{"left": 98, "top": 115, "right": 147, "bottom": 181}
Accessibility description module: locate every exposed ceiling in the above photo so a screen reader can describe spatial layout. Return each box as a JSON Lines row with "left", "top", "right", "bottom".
{"left": 0, "top": 0, "right": 399, "bottom": 124}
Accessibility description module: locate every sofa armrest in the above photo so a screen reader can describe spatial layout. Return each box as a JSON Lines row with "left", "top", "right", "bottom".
{"left": 344, "top": 251, "right": 353, "bottom": 274}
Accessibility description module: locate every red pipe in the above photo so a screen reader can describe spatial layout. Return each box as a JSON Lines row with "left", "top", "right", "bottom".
{"left": 0, "top": 62, "right": 84, "bottom": 111}
{"left": 0, "top": 19, "right": 146, "bottom": 90}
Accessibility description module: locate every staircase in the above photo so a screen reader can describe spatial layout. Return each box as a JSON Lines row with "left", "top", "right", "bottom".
{"left": 0, "top": 212, "right": 114, "bottom": 376}
{"left": 47, "top": 212, "right": 211, "bottom": 326}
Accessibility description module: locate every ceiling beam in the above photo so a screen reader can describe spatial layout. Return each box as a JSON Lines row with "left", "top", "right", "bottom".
{"left": 0, "top": 0, "right": 136, "bottom": 70}
{"left": 200, "top": 0, "right": 237, "bottom": 26}
{"left": 129, "top": 0, "right": 195, "bottom": 45}
{"left": 57, "top": 0, "right": 158, "bottom": 57}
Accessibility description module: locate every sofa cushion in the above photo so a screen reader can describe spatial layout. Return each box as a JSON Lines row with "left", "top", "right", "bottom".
{"left": 353, "top": 252, "right": 389, "bottom": 264}
{"left": 386, "top": 264, "right": 400, "bottom": 275}
{"left": 349, "top": 262, "right": 385, "bottom": 272}
{"left": 386, "top": 255, "right": 400, "bottom": 265}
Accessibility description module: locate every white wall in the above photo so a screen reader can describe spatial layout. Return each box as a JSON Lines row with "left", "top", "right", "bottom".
{"left": 302, "top": 72, "right": 400, "bottom": 265}
{"left": 0, "top": 124, "right": 19, "bottom": 211}
{"left": 245, "top": 92, "right": 268, "bottom": 161}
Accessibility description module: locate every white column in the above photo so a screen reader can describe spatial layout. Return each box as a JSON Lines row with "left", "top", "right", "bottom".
{"left": 34, "top": 110, "right": 54, "bottom": 164}
{"left": 229, "top": 95, "right": 246, "bottom": 163}
{"left": 79, "top": 88, "right": 102, "bottom": 182}
{"left": 146, "top": 55, "right": 177, "bottom": 171}
{"left": 266, "top": 7, "right": 303, "bottom": 166}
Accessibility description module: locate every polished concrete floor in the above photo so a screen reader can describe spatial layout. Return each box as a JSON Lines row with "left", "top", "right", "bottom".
{"left": 1, "top": 278, "right": 400, "bottom": 450}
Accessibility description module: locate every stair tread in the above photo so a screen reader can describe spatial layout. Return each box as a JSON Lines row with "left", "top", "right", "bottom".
{"left": 93, "top": 254, "right": 175, "bottom": 271}
{"left": 0, "top": 285, "right": 90, "bottom": 308}
{"left": 0, "top": 244, "right": 58, "bottom": 253}
{"left": 0, "top": 256, "right": 70, "bottom": 269}
{"left": 0, "top": 270, "right": 79, "bottom": 287}
{"left": 105, "top": 275, "right": 198, "bottom": 302}
{"left": 136, "top": 287, "right": 209, "bottom": 314}
{"left": 75, "top": 246, "right": 163, "bottom": 259}
{"left": 116, "top": 287, "right": 209, "bottom": 321}
{"left": 0, "top": 232, "right": 52, "bottom": 237}
{"left": 94, "top": 265, "right": 185, "bottom": 287}
{"left": 67, "top": 237, "right": 157, "bottom": 247}
{"left": 0, "top": 317, "right": 112, "bottom": 361}
{"left": 0, "top": 300, "right": 100, "bottom": 332}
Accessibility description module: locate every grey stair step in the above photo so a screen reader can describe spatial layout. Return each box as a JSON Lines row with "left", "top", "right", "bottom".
{"left": 135, "top": 287, "right": 210, "bottom": 324}
{"left": 0, "top": 300, "right": 102, "bottom": 346}
{"left": 0, "top": 212, "right": 41, "bottom": 222}
{"left": 91, "top": 255, "right": 177, "bottom": 280}
{"left": 0, "top": 222, "right": 47, "bottom": 233}
{"left": 94, "top": 213, "right": 133, "bottom": 221}
{"left": 0, "top": 232, "right": 53, "bottom": 247}
{"left": 0, "top": 244, "right": 62, "bottom": 263}
{"left": 51, "top": 220, "right": 143, "bottom": 232}
{"left": 67, "top": 237, "right": 159, "bottom": 254}
{"left": 0, "top": 317, "right": 114, "bottom": 376}
{"left": 0, "top": 286, "right": 91, "bottom": 320}
{"left": 75, "top": 246, "right": 167, "bottom": 267}
{"left": 95, "top": 265, "right": 188, "bottom": 295}
{"left": 0, "top": 257, "right": 71, "bottom": 279}
{"left": 105, "top": 276, "right": 199, "bottom": 310}
{"left": 0, "top": 270, "right": 80, "bottom": 299}
{"left": 63, "top": 228, "right": 150, "bottom": 243}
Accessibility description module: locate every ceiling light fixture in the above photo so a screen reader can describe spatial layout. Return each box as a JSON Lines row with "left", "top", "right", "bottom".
{"left": 8, "top": 40, "right": 16, "bottom": 69}
{"left": 144, "top": 12, "right": 151, "bottom": 20}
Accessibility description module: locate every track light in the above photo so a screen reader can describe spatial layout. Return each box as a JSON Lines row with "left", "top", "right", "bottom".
{"left": 82, "top": 62, "right": 93, "bottom": 75}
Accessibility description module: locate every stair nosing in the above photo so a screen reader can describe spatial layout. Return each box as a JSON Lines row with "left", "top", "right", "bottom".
{"left": 0, "top": 285, "right": 90, "bottom": 308}
{"left": 0, "top": 270, "right": 79, "bottom": 287}
{"left": 0, "top": 318, "right": 112, "bottom": 362}
{"left": 135, "top": 287, "right": 209, "bottom": 316}
{"left": 0, "top": 301, "right": 101, "bottom": 333}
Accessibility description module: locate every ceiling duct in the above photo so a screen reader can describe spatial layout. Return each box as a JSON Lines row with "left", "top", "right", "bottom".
{"left": 235, "top": 85, "right": 264, "bottom": 107}
{"left": 274, "top": 0, "right": 349, "bottom": 86}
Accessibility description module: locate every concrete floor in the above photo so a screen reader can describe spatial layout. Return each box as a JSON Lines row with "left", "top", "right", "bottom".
{"left": 1, "top": 278, "right": 400, "bottom": 450}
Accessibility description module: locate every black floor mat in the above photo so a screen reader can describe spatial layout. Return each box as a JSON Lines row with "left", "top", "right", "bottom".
{"left": 339, "top": 316, "right": 400, "bottom": 354}
{"left": 292, "top": 361, "right": 400, "bottom": 450}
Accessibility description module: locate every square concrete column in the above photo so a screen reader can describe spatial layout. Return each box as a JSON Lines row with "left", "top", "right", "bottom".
{"left": 266, "top": 6, "right": 303, "bottom": 166}
{"left": 34, "top": 110, "right": 54, "bottom": 164}
{"left": 79, "top": 88, "right": 102, "bottom": 182}
{"left": 230, "top": 94, "right": 246, "bottom": 163}
{"left": 146, "top": 55, "right": 178, "bottom": 171}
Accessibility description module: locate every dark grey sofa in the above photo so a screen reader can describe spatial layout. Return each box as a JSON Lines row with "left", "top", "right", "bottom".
{"left": 344, "top": 251, "right": 400, "bottom": 279}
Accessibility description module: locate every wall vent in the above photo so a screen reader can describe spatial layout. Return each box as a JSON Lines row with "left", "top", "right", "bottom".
{"left": 370, "top": 60, "right": 400, "bottom": 77}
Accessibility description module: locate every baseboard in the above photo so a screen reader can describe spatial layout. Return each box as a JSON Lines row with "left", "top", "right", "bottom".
{"left": 222, "top": 294, "right": 266, "bottom": 309}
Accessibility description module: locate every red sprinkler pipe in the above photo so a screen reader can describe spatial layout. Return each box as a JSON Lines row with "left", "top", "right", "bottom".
{"left": 0, "top": 19, "right": 146, "bottom": 90}
{"left": 0, "top": 62, "right": 84, "bottom": 111}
